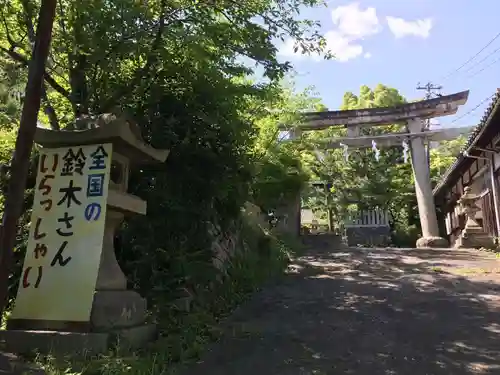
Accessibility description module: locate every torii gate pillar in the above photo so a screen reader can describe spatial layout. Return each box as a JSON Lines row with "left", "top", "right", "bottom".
{"left": 407, "top": 119, "right": 448, "bottom": 248}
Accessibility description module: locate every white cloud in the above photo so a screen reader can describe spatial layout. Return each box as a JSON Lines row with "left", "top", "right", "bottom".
{"left": 277, "top": 38, "right": 301, "bottom": 59}
{"left": 324, "top": 31, "right": 363, "bottom": 62}
{"left": 277, "top": 2, "right": 381, "bottom": 63}
{"left": 276, "top": 38, "right": 322, "bottom": 62}
{"left": 331, "top": 2, "right": 381, "bottom": 38}
{"left": 386, "top": 16, "right": 433, "bottom": 39}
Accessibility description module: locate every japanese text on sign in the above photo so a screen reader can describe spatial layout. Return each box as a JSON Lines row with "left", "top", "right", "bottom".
{"left": 11, "top": 143, "right": 113, "bottom": 322}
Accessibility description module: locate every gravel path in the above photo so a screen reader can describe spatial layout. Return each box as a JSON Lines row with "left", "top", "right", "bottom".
{"left": 181, "top": 246, "right": 500, "bottom": 375}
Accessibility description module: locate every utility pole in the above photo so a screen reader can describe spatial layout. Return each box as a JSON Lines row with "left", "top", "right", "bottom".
{"left": 417, "top": 82, "right": 443, "bottom": 100}
{"left": 417, "top": 82, "right": 443, "bottom": 168}
{"left": 0, "top": 0, "right": 57, "bottom": 320}
{"left": 417, "top": 82, "right": 443, "bottom": 129}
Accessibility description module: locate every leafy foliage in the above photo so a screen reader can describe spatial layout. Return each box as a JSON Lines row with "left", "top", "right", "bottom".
{"left": 251, "top": 83, "right": 323, "bottom": 212}
{"left": 0, "top": 0, "right": 330, "bottom": 125}
{"left": 301, "top": 85, "right": 415, "bottom": 231}
{"left": 0, "top": 1, "right": 324, "bottom": 372}
{"left": 300, "top": 84, "right": 465, "bottom": 246}
{"left": 430, "top": 135, "right": 467, "bottom": 183}
{"left": 0, "top": 0, "right": 328, "bottom": 289}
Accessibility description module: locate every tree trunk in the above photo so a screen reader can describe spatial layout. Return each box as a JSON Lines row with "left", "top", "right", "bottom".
{"left": 0, "top": 0, "right": 57, "bottom": 322}
{"left": 68, "top": 9, "right": 88, "bottom": 117}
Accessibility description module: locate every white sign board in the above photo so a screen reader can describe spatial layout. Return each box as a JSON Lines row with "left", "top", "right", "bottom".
{"left": 11, "top": 143, "right": 113, "bottom": 322}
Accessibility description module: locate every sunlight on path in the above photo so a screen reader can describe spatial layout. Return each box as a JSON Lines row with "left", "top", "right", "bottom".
{"left": 180, "top": 247, "right": 500, "bottom": 375}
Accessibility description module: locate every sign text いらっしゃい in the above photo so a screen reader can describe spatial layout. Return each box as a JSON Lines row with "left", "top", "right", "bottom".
{"left": 11, "top": 143, "right": 113, "bottom": 322}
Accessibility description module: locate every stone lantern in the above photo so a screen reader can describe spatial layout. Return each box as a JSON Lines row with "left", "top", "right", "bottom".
{"left": 2, "top": 114, "right": 169, "bottom": 355}
{"left": 455, "top": 186, "right": 494, "bottom": 249}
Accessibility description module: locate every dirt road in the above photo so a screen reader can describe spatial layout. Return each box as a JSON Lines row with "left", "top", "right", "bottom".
{"left": 181, "top": 247, "right": 500, "bottom": 374}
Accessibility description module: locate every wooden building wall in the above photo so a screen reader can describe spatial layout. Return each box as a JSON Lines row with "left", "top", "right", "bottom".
{"left": 441, "top": 134, "right": 500, "bottom": 244}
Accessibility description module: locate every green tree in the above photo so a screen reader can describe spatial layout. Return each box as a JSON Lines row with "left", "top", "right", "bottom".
{"left": 0, "top": 82, "right": 20, "bottom": 127}
{"left": 0, "top": 57, "right": 24, "bottom": 127}
{"left": 0, "top": 0, "right": 330, "bottom": 126}
{"left": 430, "top": 135, "right": 467, "bottom": 183}
{"left": 0, "top": 0, "right": 334, "bottom": 304}
{"left": 303, "top": 86, "right": 409, "bottom": 212}
{"left": 300, "top": 85, "right": 470, "bottom": 245}
{"left": 301, "top": 84, "right": 419, "bottom": 242}
{"left": 251, "top": 82, "right": 323, "bottom": 213}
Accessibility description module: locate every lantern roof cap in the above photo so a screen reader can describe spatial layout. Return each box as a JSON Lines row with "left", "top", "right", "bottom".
{"left": 35, "top": 114, "right": 169, "bottom": 165}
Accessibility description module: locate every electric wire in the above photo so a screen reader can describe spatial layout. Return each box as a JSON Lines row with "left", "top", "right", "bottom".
{"left": 430, "top": 31, "right": 500, "bottom": 126}
{"left": 463, "top": 45, "right": 500, "bottom": 74}
{"left": 450, "top": 94, "right": 495, "bottom": 124}
{"left": 440, "top": 30, "right": 500, "bottom": 82}
{"left": 466, "top": 55, "right": 500, "bottom": 79}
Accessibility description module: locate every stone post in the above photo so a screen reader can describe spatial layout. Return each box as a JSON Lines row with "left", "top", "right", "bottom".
{"left": 455, "top": 186, "right": 494, "bottom": 248}
{"left": 407, "top": 119, "right": 449, "bottom": 248}
{"left": 94, "top": 210, "right": 126, "bottom": 290}
{"left": 1, "top": 115, "right": 169, "bottom": 356}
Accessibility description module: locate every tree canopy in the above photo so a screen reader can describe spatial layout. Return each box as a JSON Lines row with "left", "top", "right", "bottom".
{"left": 0, "top": 0, "right": 335, "bottom": 306}
{"left": 0, "top": 0, "right": 331, "bottom": 127}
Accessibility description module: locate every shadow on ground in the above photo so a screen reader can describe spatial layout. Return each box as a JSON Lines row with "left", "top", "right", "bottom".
{"left": 179, "top": 246, "right": 500, "bottom": 375}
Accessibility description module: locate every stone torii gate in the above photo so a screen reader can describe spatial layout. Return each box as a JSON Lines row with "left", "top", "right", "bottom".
{"left": 283, "top": 90, "right": 472, "bottom": 248}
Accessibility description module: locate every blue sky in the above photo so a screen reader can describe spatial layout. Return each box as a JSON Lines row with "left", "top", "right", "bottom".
{"left": 274, "top": 0, "right": 500, "bottom": 128}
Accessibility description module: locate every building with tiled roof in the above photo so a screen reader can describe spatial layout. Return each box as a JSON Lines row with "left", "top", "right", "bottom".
{"left": 433, "top": 89, "right": 500, "bottom": 246}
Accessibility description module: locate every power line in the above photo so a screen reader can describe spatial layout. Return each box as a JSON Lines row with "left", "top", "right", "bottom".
{"left": 440, "top": 30, "right": 500, "bottom": 82}
{"left": 433, "top": 32, "right": 500, "bottom": 128}
{"left": 450, "top": 94, "right": 495, "bottom": 124}
{"left": 466, "top": 55, "right": 500, "bottom": 79}
{"left": 463, "top": 45, "right": 500, "bottom": 74}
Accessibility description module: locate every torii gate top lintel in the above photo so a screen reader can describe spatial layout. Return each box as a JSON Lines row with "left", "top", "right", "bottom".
{"left": 281, "top": 90, "right": 469, "bottom": 131}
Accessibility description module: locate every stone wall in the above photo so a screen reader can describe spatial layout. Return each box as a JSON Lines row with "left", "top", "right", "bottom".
{"left": 209, "top": 202, "right": 269, "bottom": 272}
{"left": 346, "top": 226, "right": 391, "bottom": 247}
{"left": 209, "top": 222, "right": 239, "bottom": 272}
